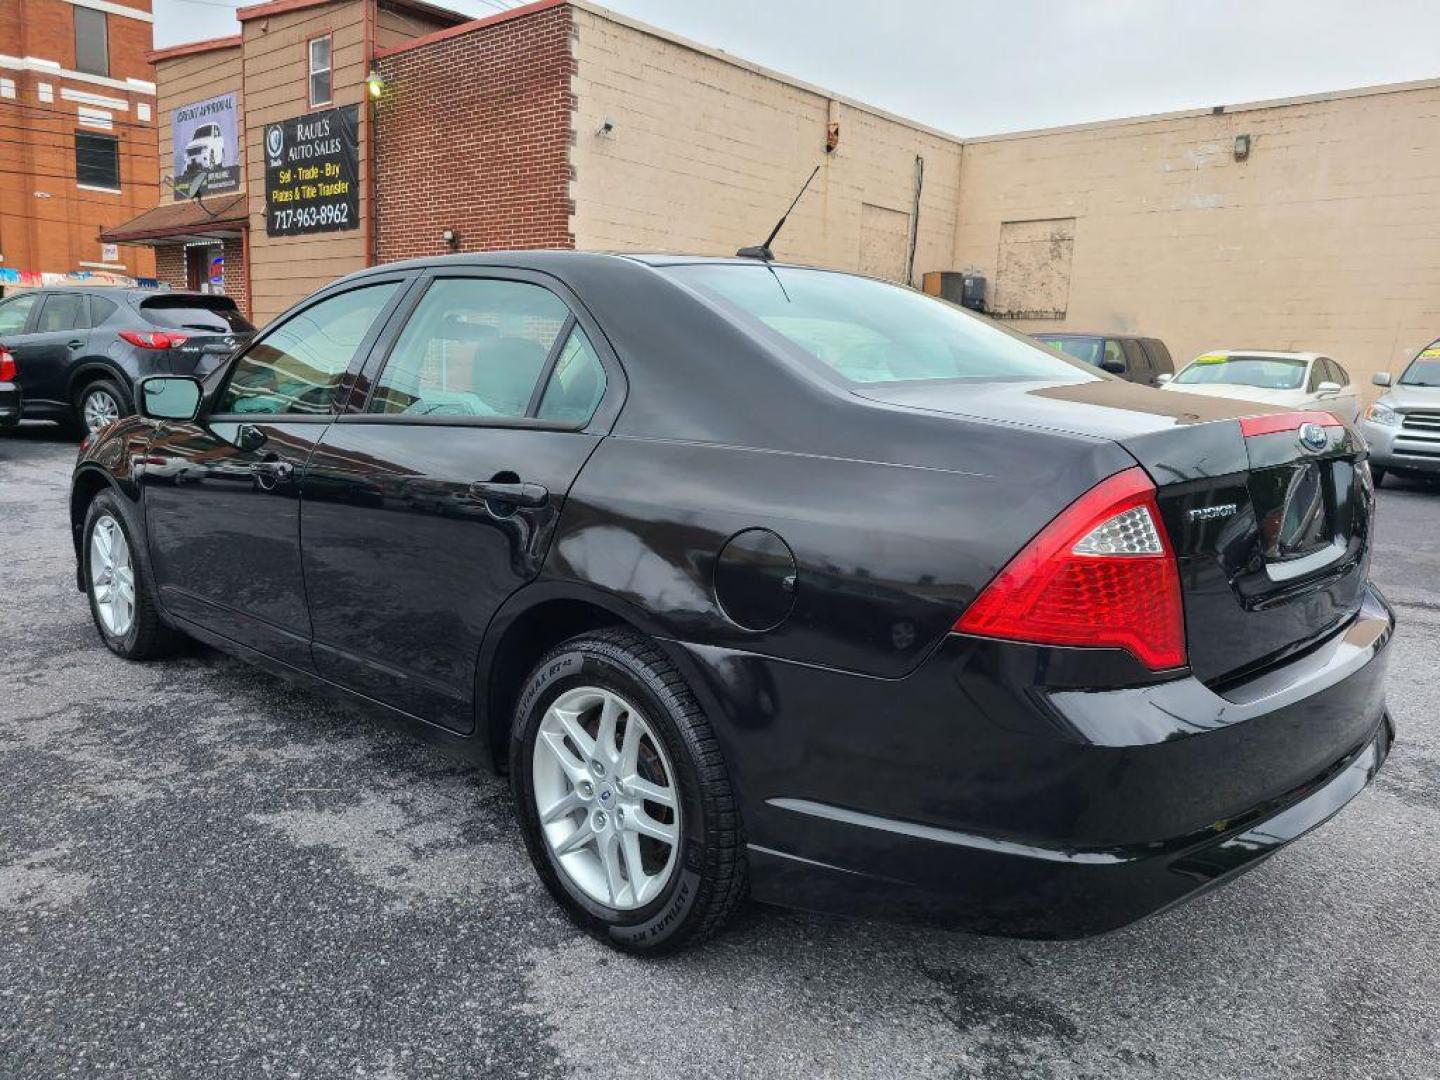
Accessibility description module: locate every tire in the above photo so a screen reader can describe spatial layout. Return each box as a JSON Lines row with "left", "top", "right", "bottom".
{"left": 74, "top": 377, "right": 131, "bottom": 437}
{"left": 510, "top": 627, "right": 747, "bottom": 954}
{"left": 1371, "top": 466, "right": 1386, "bottom": 488}
{"left": 82, "top": 491, "right": 181, "bottom": 660}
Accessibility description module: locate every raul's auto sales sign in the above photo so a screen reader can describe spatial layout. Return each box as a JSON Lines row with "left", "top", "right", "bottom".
{"left": 263, "top": 105, "right": 360, "bottom": 237}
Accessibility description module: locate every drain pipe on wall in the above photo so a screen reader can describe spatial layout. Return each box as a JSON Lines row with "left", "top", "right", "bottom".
{"left": 905, "top": 154, "right": 924, "bottom": 286}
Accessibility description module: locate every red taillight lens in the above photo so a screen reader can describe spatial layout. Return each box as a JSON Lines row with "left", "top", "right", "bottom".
{"left": 119, "top": 330, "right": 188, "bottom": 350}
{"left": 0, "top": 347, "right": 14, "bottom": 382}
{"left": 953, "top": 466, "right": 1187, "bottom": 671}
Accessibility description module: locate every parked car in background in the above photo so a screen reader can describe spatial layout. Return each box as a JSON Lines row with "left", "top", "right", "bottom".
{"left": 0, "top": 288, "right": 254, "bottom": 435}
{"left": 1158, "top": 350, "right": 1360, "bottom": 422}
{"left": 1031, "top": 332, "right": 1174, "bottom": 386}
{"left": 70, "top": 252, "right": 1393, "bottom": 953}
{"left": 1359, "top": 339, "right": 1440, "bottom": 486}
{"left": 0, "top": 339, "right": 19, "bottom": 430}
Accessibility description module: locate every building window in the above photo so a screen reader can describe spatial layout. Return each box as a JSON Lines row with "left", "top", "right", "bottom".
{"left": 74, "top": 7, "right": 110, "bottom": 77}
{"left": 308, "top": 36, "right": 332, "bottom": 107}
{"left": 76, "top": 132, "right": 120, "bottom": 190}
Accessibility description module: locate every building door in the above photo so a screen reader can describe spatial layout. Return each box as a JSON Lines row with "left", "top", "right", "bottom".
{"left": 185, "top": 245, "right": 221, "bottom": 291}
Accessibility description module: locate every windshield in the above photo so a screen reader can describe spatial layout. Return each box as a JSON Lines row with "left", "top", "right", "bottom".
{"left": 1173, "top": 354, "right": 1306, "bottom": 390}
{"left": 666, "top": 265, "right": 1097, "bottom": 384}
{"left": 139, "top": 296, "right": 255, "bottom": 334}
{"left": 1401, "top": 343, "right": 1440, "bottom": 386}
{"left": 1034, "top": 335, "right": 1103, "bottom": 366}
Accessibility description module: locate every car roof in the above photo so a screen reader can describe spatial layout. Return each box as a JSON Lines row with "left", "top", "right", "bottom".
{"left": 1033, "top": 331, "right": 1153, "bottom": 341}
{"left": 2, "top": 286, "right": 219, "bottom": 300}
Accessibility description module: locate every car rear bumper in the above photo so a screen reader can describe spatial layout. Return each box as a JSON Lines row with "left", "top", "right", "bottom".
{"left": 0, "top": 383, "right": 19, "bottom": 425}
{"left": 1360, "top": 418, "right": 1440, "bottom": 473}
{"left": 671, "top": 584, "right": 1395, "bottom": 937}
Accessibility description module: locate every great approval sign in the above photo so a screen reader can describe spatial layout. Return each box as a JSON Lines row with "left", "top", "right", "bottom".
{"left": 263, "top": 105, "right": 360, "bottom": 237}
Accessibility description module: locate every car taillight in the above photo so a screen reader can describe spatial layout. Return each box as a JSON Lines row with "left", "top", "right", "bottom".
{"left": 119, "top": 330, "right": 189, "bottom": 350}
{"left": 953, "top": 466, "right": 1186, "bottom": 671}
{"left": 1237, "top": 411, "right": 1343, "bottom": 437}
{"left": 0, "top": 346, "right": 14, "bottom": 382}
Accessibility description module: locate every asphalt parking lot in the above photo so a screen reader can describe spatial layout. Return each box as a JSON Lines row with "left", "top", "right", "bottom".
{"left": 2, "top": 423, "right": 1438, "bottom": 1080}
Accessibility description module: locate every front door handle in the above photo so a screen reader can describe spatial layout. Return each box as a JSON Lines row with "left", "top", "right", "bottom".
{"left": 469, "top": 479, "right": 548, "bottom": 508}
{"left": 252, "top": 459, "right": 294, "bottom": 483}
{"left": 67, "top": 339, "right": 84, "bottom": 349}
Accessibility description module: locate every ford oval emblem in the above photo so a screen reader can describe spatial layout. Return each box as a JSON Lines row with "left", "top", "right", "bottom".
{"left": 1299, "top": 422, "right": 1328, "bottom": 452}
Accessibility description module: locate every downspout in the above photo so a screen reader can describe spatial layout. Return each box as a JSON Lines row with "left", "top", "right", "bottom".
{"left": 362, "top": 0, "right": 376, "bottom": 267}
{"left": 904, "top": 153, "right": 924, "bottom": 286}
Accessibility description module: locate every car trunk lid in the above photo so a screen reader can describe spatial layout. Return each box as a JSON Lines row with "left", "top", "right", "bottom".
{"left": 855, "top": 379, "right": 1374, "bottom": 686}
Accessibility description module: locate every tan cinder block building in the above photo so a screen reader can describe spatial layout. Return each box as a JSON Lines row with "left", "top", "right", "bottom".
{"left": 954, "top": 80, "right": 1440, "bottom": 388}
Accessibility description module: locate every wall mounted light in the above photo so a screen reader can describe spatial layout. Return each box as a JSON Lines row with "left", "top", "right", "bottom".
{"left": 442, "top": 228, "right": 459, "bottom": 250}
{"left": 1233, "top": 133, "right": 1251, "bottom": 161}
{"left": 596, "top": 118, "right": 615, "bottom": 137}
{"left": 366, "top": 68, "right": 385, "bottom": 99}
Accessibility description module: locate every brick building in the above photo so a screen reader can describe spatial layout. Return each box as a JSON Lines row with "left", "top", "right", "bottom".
{"left": 108, "top": 0, "right": 1440, "bottom": 386}
{"left": 0, "top": 0, "right": 158, "bottom": 286}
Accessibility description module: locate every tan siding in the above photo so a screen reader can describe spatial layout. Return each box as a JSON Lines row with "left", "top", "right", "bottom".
{"left": 242, "top": 0, "right": 371, "bottom": 325}
{"left": 570, "top": 5, "right": 961, "bottom": 282}
{"left": 374, "top": 3, "right": 454, "bottom": 50}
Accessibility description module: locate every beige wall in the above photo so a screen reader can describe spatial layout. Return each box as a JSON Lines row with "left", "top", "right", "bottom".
{"left": 242, "top": 0, "right": 370, "bottom": 324}
{"left": 570, "top": 3, "right": 962, "bottom": 283}
{"left": 156, "top": 47, "right": 245, "bottom": 195}
{"left": 953, "top": 80, "right": 1440, "bottom": 391}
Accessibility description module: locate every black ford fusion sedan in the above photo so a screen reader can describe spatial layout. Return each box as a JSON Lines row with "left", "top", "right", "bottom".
{"left": 70, "top": 252, "right": 1394, "bottom": 953}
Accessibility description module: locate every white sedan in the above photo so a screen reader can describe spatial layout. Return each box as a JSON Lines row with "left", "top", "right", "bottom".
{"left": 1158, "top": 350, "right": 1360, "bottom": 423}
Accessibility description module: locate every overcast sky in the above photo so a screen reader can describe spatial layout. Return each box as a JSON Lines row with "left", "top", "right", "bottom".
{"left": 153, "top": 0, "right": 1440, "bottom": 136}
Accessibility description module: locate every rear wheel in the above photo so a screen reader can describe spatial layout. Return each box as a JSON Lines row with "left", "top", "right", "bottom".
{"left": 83, "top": 492, "right": 180, "bottom": 660}
{"left": 510, "top": 628, "right": 747, "bottom": 953}
{"left": 75, "top": 378, "right": 130, "bottom": 436}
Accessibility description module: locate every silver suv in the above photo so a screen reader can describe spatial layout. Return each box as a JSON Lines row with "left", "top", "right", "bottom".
{"left": 1359, "top": 341, "right": 1440, "bottom": 486}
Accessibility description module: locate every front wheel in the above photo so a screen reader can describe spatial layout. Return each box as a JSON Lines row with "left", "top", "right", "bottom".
{"left": 83, "top": 492, "right": 181, "bottom": 660}
{"left": 510, "top": 628, "right": 747, "bottom": 954}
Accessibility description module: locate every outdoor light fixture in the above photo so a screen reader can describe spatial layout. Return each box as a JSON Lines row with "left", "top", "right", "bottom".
{"left": 1233, "top": 133, "right": 1251, "bottom": 161}
{"left": 596, "top": 118, "right": 615, "bottom": 137}
{"left": 442, "top": 228, "right": 459, "bottom": 249}
{"left": 366, "top": 68, "right": 385, "bottom": 99}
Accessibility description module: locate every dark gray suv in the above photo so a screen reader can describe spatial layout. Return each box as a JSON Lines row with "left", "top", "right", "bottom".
{"left": 1032, "top": 332, "right": 1175, "bottom": 387}
{"left": 0, "top": 288, "right": 254, "bottom": 435}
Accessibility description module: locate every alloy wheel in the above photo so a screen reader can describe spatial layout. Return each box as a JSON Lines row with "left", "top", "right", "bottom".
{"left": 90, "top": 514, "right": 135, "bottom": 637}
{"left": 532, "top": 685, "right": 681, "bottom": 910}
{"left": 83, "top": 388, "right": 120, "bottom": 432}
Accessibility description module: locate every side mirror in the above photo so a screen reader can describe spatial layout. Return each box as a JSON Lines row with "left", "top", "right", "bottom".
{"left": 1315, "top": 381, "right": 1342, "bottom": 397}
{"left": 1155, "top": 373, "right": 1173, "bottom": 385}
{"left": 139, "top": 376, "right": 202, "bottom": 422}
{"left": 1099, "top": 360, "right": 1126, "bottom": 375}
{"left": 1372, "top": 371, "right": 1392, "bottom": 387}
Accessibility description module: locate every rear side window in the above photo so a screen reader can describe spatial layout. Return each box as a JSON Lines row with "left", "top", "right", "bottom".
{"left": 140, "top": 296, "right": 255, "bottom": 334}
{"left": 217, "top": 283, "right": 399, "bottom": 416}
{"left": 1120, "top": 339, "right": 1149, "bottom": 372}
{"left": 1103, "top": 339, "right": 1128, "bottom": 372}
{"left": 35, "top": 294, "right": 87, "bottom": 333}
{"left": 368, "top": 278, "right": 571, "bottom": 418}
{"left": 90, "top": 296, "right": 118, "bottom": 325}
{"left": 537, "top": 326, "right": 607, "bottom": 423}
{"left": 1143, "top": 339, "right": 1173, "bottom": 374}
{"left": 0, "top": 294, "right": 38, "bottom": 335}
{"left": 669, "top": 265, "right": 1095, "bottom": 384}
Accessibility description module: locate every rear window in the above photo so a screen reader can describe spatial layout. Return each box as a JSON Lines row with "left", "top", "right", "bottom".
{"left": 667, "top": 265, "right": 1095, "bottom": 384}
{"left": 1173, "top": 354, "right": 1306, "bottom": 390}
{"left": 139, "top": 296, "right": 255, "bottom": 334}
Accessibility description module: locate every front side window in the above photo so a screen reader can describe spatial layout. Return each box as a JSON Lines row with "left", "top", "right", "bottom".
{"left": 0, "top": 294, "right": 39, "bottom": 335}
{"left": 1173, "top": 354, "right": 1306, "bottom": 391}
{"left": 369, "top": 278, "right": 571, "bottom": 418}
{"left": 1036, "top": 335, "right": 1103, "bottom": 366}
{"left": 36, "top": 294, "right": 87, "bottom": 334}
{"left": 1103, "top": 339, "right": 1129, "bottom": 372}
{"left": 217, "top": 283, "right": 399, "bottom": 416}
{"left": 75, "top": 7, "right": 109, "bottom": 76}
{"left": 76, "top": 132, "right": 120, "bottom": 190}
{"left": 669, "top": 265, "right": 1096, "bottom": 385}
{"left": 308, "top": 36, "right": 332, "bottom": 107}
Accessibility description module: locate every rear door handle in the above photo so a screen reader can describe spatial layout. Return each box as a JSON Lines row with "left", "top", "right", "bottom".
{"left": 469, "top": 480, "right": 548, "bottom": 508}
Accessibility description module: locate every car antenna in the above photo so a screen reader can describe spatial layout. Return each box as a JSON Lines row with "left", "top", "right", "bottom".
{"left": 737, "top": 164, "right": 820, "bottom": 262}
